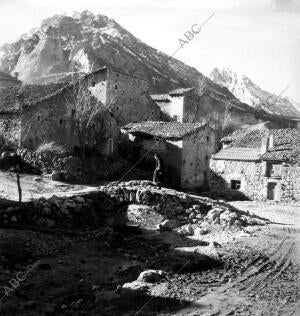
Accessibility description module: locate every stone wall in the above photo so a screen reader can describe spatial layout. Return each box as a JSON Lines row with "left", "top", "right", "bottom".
{"left": 99, "top": 181, "right": 267, "bottom": 227}
{"left": 209, "top": 159, "right": 266, "bottom": 200}
{"left": 20, "top": 90, "right": 73, "bottom": 150}
{"left": 181, "top": 125, "right": 217, "bottom": 190}
{"left": 0, "top": 181, "right": 267, "bottom": 229}
{"left": 209, "top": 159, "right": 300, "bottom": 201}
{"left": 106, "top": 69, "right": 162, "bottom": 124}
{"left": 17, "top": 147, "right": 125, "bottom": 181}
{"left": 0, "top": 114, "right": 21, "bottom": 146}
{"left": 281, "top": 164, "right": 300, "bottom": 201}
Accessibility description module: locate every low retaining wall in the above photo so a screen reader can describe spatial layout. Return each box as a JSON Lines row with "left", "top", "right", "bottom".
{"left": 0, "top": 181, "right": 267, "bottom": 229}
{"left": 17, "top": 148, "right": 126, "bottom": 181}
{"left": 99, "top": 181, "right": 267, "bottom": 227}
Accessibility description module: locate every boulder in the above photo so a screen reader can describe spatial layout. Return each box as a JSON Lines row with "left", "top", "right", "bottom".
{"left": 194, "top": 227, "right": 210, "bottom": 237}
{"left": 157, "top": 219, "right": 177, "bottom": 232}
{"left": 137, "top": 270, "right": 167, "bottom": 283}
{"left": 121, "top": 281, "right": 151, "bottom": 296}
{"left": 177, "top": 224, "right": 194, "bottom": 236}
{"left": 205, "top": 207, "right": 224, "bottom": 222}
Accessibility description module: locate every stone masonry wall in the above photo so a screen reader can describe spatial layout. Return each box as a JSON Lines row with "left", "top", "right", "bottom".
{"left": 0, "top": 181, "right": 267, "bottom": 229}
{"left": 17, "top": 147, "right": 125, "bottom": 181}
{"left": 209, "top": 159, "right": 266, "bottom": 200}
{"left": 210, "top": 159, "right": 300, "bottom": 201}
{"left": 281, "top": 164, "right": 300, "bottom": 201}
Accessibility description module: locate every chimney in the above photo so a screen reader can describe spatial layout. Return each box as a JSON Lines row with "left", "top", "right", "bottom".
{"left": 261, "top": 137, "right": 269, "bottom": 154}
{"left": 269, "top": 134, "right": 274, "bottom": 149}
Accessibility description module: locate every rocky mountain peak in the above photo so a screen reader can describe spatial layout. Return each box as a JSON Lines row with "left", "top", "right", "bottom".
{"left": 209, "top": 68, "right": 300, "bottom": 118}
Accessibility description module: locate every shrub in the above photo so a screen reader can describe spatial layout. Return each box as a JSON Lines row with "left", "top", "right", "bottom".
{"left": 36, "top": 142, "right": 68, "bottom": 156}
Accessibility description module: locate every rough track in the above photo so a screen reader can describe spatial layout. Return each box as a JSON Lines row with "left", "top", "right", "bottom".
{"left": 175, "top": 203, "right": 300, "bottom": 316}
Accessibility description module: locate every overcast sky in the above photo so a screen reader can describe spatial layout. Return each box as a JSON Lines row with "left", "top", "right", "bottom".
{"left": 0, "top": 0, "right": 299, "bottom": 102}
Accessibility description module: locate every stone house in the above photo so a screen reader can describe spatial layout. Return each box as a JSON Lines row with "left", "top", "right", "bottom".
{"left": 209, "top": 127, "right": 300, "bottom": 201}
{"left": 0, "top": 67, "right": 162, "bottom": 154}
{"left": 122, "top": 121, "right": 217, "bottom": 190}
{"left": 151, "top": 87, "right": 299, "bottom": 133}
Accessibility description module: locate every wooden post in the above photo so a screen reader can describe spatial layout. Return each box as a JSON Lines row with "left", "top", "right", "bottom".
{"left": 17, "top": 173, "right": 22, "bottom": 203}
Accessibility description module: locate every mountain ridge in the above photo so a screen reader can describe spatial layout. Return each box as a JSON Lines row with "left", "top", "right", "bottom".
{"left": 209, "top": 67, "right": 300, "bottom": 118}
{"left": 0, "top": 10, "right": 299, "bottom": 120}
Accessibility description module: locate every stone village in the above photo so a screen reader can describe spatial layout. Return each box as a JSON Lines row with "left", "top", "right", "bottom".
{"left": 0, "top": 9, "right": 300, "bottom": 316}
{"left": 0, "top": 67, "right": 299, "bottom": 201}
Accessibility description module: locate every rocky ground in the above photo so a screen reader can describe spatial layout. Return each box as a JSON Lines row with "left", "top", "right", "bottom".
{"left": 0, "top": 180, "right": 298, "bottom": 315}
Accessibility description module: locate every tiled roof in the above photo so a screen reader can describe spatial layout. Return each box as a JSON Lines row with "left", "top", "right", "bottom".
{"left": 0, "top": 83, "right": 68, "bottom": 113}
{"left": 232, "top": 128, "right": 300, "bottom": 149}
{"left": 221, "top": 122, "right": 271, "bottom": 143}
{"left": 168, "top": 87, "right": 194, "bottom": 96}
{"left": 150, "top": 94, "right": 171, "bottom": 102}
{"left": 214, "top": 128, "right": 300, "bottom": 162}
{"left": 212, "top": 147, "right": 262, "bottom": 161}
{"left": 122, "top": 121, "right": 208, "bottom": 140}
{"left": 27, "top": 72, "right": 83, "bottom": 85}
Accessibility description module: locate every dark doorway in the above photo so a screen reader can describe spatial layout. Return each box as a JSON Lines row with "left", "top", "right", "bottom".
{"left": 132, "top": 146, "right": 141, "bottom": 162}
{"left": 267, "top": 182, "right": 277, "bottom": 200}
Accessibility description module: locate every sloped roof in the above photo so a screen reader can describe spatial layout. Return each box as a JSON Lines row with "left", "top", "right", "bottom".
{"left": 168, "top": 87, "right": 194, "bottom": 96}
{"left": 221, "top": 122, "right": 271, "bottom": 143}
{"left": 150, "top": 94, "right": 171, "bottom": 102}
{"left": 213, "top": 147, "right": 262, "bottom": 161}
{"left": 232, "top": 128, "right": 300, "bottom": 149}
{"left": 213, "top": 128, "right": 300, "bottom": 162}
{"left": 122, "top": 121, "right": 208, "bottom": 140}
{"left": 0, "top": 82, "right": 68, "bottom": 113}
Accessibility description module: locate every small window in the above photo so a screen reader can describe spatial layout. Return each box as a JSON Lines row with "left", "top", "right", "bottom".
{"left": 114, "top": 84, "right": 118, "bottom": 90}
{"left": 91, "top": 81, "right": 96, "bottom": 87}
{"left": 152, "top": 111, "right": 154, "bottom": 115}
{"left": 205, "top": 154, "right": 209, "bottom": 162}
{"left": 71, "top": 109, "right": 76, "bottom": 116}
{"left": 173, "top": 115, "right": 179, "bottom": 121}
{"left": 206, "top": 136, "right": 209, "bottom": 143}
{"left": 108, "top": 138, "right": 114, "bottom": 155}
{"left": 37, "top": 115, "right": 41, "bottom": 121}
{"left": 231, "top": 180, "right": 241, "bottom": 190}
{"left": 59, "top": 119, "right": 63, "bottom": 125}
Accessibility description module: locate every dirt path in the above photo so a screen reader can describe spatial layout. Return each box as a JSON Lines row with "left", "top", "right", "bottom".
{"left": 175, "top": 202, "right": 300, "bottom": 316}
{"left": 0, "top": 171, "right": 98, "bottom": 202}
{"left": 0, "top": 197, "right": 299, "bottom": 315}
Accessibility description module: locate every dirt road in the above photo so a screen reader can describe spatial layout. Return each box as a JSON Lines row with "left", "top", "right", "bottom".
{"left": 0, "top": 196, "right": 299, "bottom": 315}
{"left": 0, "top": 171, "right": 97, "bottom": 202}
{"left": 175, "top": 201, "right": 300, "bottom": 316}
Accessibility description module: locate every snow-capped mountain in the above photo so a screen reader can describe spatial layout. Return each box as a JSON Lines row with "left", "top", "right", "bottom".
{"left": 209, "top": 68, "right": 300, "bottom": 118}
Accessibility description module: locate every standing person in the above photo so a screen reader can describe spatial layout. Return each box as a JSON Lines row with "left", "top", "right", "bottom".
{"left": 153, "top": 153, "right": 164, "bottom": 189}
